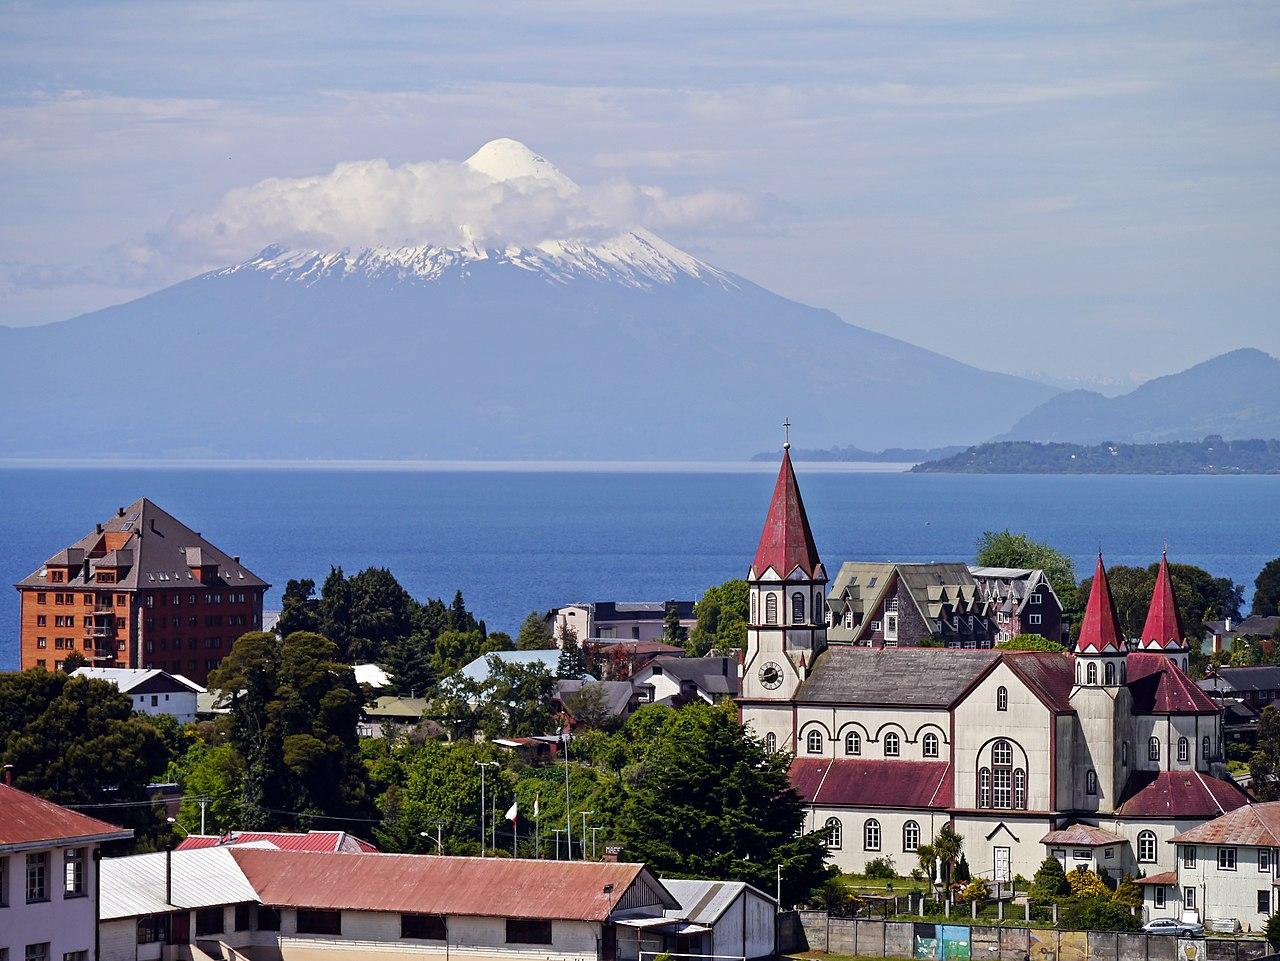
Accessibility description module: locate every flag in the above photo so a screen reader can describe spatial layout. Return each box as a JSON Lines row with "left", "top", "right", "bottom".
{"left": 505, "top": 801, "right": 518, "bottom": 822}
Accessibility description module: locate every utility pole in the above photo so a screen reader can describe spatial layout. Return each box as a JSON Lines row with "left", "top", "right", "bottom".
{"left": 579, "top": 810, "right": 593, "bottom": 860}
{"left": 563, "top": 733, "right": 573, "bottom": 860}
{"left": 552, "top": 828, "right": 565, "bottom": 860}
{"left": 198, "top": 798, "right": 207, "bottom": 836}
{"left": 475, "top": 761, "right": 497, "bottom": 855}
{"left": 590, "top": 826, "right": 604, "bottom": 860}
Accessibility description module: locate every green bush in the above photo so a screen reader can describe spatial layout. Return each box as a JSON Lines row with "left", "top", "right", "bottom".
{"left": 1058, "top": 895, "right": 1141, "bottom": 932}
{"left": 1266, "top": 911, "right": 1280, "bottom": 951}
{"left": 1028, "top": 857, "right": 1069, "bottom": 905}
{"left": 865, "top": 856, "right": 896, "bottom": 879}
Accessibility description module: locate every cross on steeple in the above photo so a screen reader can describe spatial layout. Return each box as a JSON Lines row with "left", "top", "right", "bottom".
{"left": 783, "top": 417, "right": 791, "bottom": 450}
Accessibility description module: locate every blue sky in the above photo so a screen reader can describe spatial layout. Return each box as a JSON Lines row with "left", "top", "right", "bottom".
{"left": 1, "top": 1, "right": 1277, "bottom": 385}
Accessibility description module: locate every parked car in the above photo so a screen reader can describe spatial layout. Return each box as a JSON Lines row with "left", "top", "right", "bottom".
{"left": 1142, "top": 918, "right": 1205, "bottom": 936}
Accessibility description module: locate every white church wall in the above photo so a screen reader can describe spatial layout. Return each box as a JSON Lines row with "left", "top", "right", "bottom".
{"left": 953, "top": 663, "right": 1053, "bottom": 811}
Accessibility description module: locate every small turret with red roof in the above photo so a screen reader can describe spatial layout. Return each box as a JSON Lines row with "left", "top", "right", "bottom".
{"left": 1074, "top": 553, "right": 1129, "bottom": 688}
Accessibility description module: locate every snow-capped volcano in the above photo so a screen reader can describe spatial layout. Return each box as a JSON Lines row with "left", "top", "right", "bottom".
{"left": 0, "top": 139, "right": 1060, "bottom": 460}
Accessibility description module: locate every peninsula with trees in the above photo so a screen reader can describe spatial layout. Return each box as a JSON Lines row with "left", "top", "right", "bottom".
{"left": 912, "top": 436, "right": 1280, "bottom": 474}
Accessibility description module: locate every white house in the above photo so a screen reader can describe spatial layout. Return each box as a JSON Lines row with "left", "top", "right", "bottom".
{"left": 659, "top": 879, "right": 777, "bottom": 960}
{"left": 0, "top": 781, "right": 133, "bottom": 961}
{"left": 548, "top": 602, "right": 696, "bottom": 645}
{"left": 73, "top": 667, "right": 203, "bottom": 723}
{"left": 631, "top": 656, "right": 738, "bottom": 706}
{"left": 1140, "top": 802, "right": 1280, "bottom": 932}
{"left": 739, "top": 448, "right": 1244, "bottom": 882}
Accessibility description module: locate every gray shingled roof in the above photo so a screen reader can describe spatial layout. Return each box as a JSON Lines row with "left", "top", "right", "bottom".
{"left": 797, "top": 646, "right": 999, "bottom": 706}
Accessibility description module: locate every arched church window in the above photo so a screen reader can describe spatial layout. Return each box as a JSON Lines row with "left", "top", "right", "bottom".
{"left": 1202, "top": 736, "right": 1211, "bottom": 761}
{"left": 1178, "top": 737, "right": 1189, "bottom": 762}
{"left": 1086, "top": 769, "right": 1097, "bottom": 795}
{"left": 825, "top": 817, "right": 842, "bottom": 850}
{"left": 765, "top": 732, "right": 776, "bottom": 754}
{"left": 1120, "top": 662, "right": 1126, "bottom": 683}
{"left": 1138, "top": 831, "right": 1157, "bottom": 863}
{"left": 883, "top": 732, "right": 900, "bottom": 757}
{"left": 978, "top": 768, "right": 991, "bottom": 808}
{"left": 923, "top": 733, "right": 939, "bottom": 758}
{"left": 791, "top": 592, "right": 806, "bottom": 624}
{"left": 806, "top": 729, "right": 823, "bottom": 754}
{"left": 1086, "top": 662, "right": 1098, "bottom": 685}
{"left": 864, "top": 819, "right": 881, "bottom": 851}
{"left": 765, "top": 593, "right": 778, "bottom": 625}
{"left": 992, "top": 739, "right": 1012, "bottom": 766}
{"left": 845, "top": 732, "right": 861, "bottom": 756}
{"left": 1104, "top": 662, "right": 1115, "bottom": 685}
{"left": 903, "top": 820, "right": 920, "bottom": 852}
{"left": 996, "top": 686, "right": 1008, "bottom": 711}
{"left": 1149, "top": 737, "right": 1160, "bottom": 761}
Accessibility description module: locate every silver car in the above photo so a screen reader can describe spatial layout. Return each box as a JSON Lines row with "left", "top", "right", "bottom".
{"left": 1142, "top": 917, "right": 1205, "bottom": 936}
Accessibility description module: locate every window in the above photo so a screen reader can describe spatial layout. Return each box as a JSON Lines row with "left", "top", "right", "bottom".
{"left": 257, "top": 908, "right": 281, "bottom": 931}
{"left": 26, "top": 852, "right": 48, "bottom": 903}
{"left": 791, "top": 592, "right": 805, "bottom": 624}
{"left": 1122, "top": 742, "right": 1129, "bottom": 765}
{"left": 806, "top": 730, "right": 823, "bottom": 754}
{"left": 235, "top": 903, "right": 253, "bottom": 931}
{"left": 1203, "top": 736, "right": 1212, "bottom": 761}
{"left": 903, "top": 820, "right": 920, "bottom": 852}
{"left": 63, "top": 849, "right": 84, "bottom": 897}
{"left": 1260, "top": 890, "right": 1272, "bottom": 915}
{"left": 996, "top": 686, "right": 1008, "bottom": 711}
{"left": 864, "top": 819, "right": 881, "bottom": 851}
{"left": 1104, "top": 662, "right": 1115, "bottom": 685}
{"left": 1073, "top": 849, "right": 1091, "bottom": 861}
{"left": 24, "top": 946, "right": 48, "bottom": 961}
{"left": 845, "top": 731, "right": 861, "bottom": 755}
{"left": 296, "top": 909, "right": 342, "bottom": 934}
{"left": 883, "top": 732, "right": 900, "bottom": 757}
{"left": 506, "top": 919, "right": 552, "bottom": 944}
{"left": 979, "top": 768, "right": 991, "bottom": 808}
{"left": 885, "top": 614, "right": 898, "bottom": 641}
{"left": 923, "top": 733, "right": 939, "bottom": 758}
{"left": 1183, "top": 846, "right": 1197, "bottom": 868}
{"left": 1154, "top": 886, "right": 1166, "bottom": 909}
{"left": 825, "top": 817, "right": 842, "bottom": 849}
{"left": 1014, "top": 768, "right": 1026, "bottom": 809}
{"left": 1178, "top": 737, "right": 1189, "bottom": 763}
{"left": 401, "top": 913, "right": 447, "bottom": 939}
{"left": 63, "top": 952, "right": 87, "bottom": 961}
{"left": 1262, "top": 849, "right": 1273, "bottom": 873}
{"left": 843, "top": 611, "right": 853, "bottom": 629}
{"left": 195, "top": 907, "right": 223, "bottom": 936}
{"left": 1029, "top": 614, "right": 1042, "bottom": 625}
{"left": 1138, "top": 831, "right": 1157, "bottom": 863}
{"left": 993, "top": 767, "right": 1012, "bottom": 808}
{"left": 764, "top": 594, "right": 778, "bottom": 625}
{"left": 992, "top": 739, "right": 1012, "bottom": 766}
{"left": 0, "top": 855, "right": 7, "bottom": 906}
{"left": 1184, "top": 886, "right": 1197, "bottom": 909}
{"left": 1149, "top": 737, "right": 1160, "bottom": 762}
{"left": 1085, "top": 770, "right": 1097, "bottom": 796}
{"left": 765, "top": 732, "right": 777, "bottom": 754}
{"left": 1086, "top": 662, "right": 1098, "bottom": 685}
{"left": 1219, "top": 847, "right": 1237, "bottom": 871}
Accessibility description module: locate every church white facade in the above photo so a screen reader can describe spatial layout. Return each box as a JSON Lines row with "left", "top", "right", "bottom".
{"left": 739, "top": 447, "right": 1247, "bottom": 887}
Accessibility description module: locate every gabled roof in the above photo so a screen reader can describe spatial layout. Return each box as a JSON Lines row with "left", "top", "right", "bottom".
{"left": 1116, "top": 770, "right": 1248, "bottom": 818}
{"left": 1077, "top": 554, "right": 1124, "bottom": 653}
{"left": 661, "top": 878, "right": 775, "bottom": 923}
{"left": 1200, "top": 665, "right": 1280, "bottom": 694}
{"left": 1138, "top": 553, "right": 1186, "bottom": 651}
{"left": 750, "top": 449, "right": 823, "bottom": 580}
{"left": 457, "top": 649, "right": 586, "bottom": 683}
{"left": 1127, "top": 653, "right": 1218, "bottom": 714}
{"left": 635, "top": 655, "right": 737, "bottom": 699}
{"left": 797, "top": 647, "right": 999, "bottom": 707}
{"left": 1040, "top": 823, "right": 1126, "bottom": 847}
{"left": 1170, "top": 801, "right": 1280, "bottom": 847}
{"left": 231, "top": 849, "right": 675, "bottom": 921}
{"left": 16, "top": 497, "right": 267, "bottom": 592}
{"left": 176, "top": 830, "right": 377, "bottom": 853}
{"left": 72, "top": 667, "right": 204, "bottom": 696}
{"left": 1002, "top": 652, "right": 1075, "bottom": 712}
{"left": 0, "top": 782, "right": 134, "bottom": 851}
{"left": 100, "top": 847, "right": 259, "bottom": 921}
{"left": 790, "top": 758, "right": 953, "bottom": 809}
{"left": 556, "top": 679, "right": 637, "bottom": 717}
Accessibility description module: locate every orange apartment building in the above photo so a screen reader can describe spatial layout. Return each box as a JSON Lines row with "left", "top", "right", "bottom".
{"left": 14, "top": 497, "right": 268, "bottom": 685}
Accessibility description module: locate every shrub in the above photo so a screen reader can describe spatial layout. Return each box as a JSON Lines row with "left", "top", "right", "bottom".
{"left": 959, "top": 878, "right": 990, "bottom": 903}
{"left": 1266, "top": 911, "right": 1280, "bottom": 951}
{"left": 954, "top": 853, "right": 971, "bottom": 883}
{"left": 864, "top": 856, "right": 896, "bottom": 879}
{"left": 1028, "top": 856, "right": 1070, "bottom": 904}
{"left": 1058, "top": 895, "right": 1141, "bottom": 932}
{"left": 1067, "top": 866, "right": 1110, "bottom": 898}
{"left": 1112, "top": 875, "right": 1141, "bottom": 908}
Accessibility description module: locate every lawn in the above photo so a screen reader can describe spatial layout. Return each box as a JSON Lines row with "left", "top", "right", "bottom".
{"left": 833, "top": 873, "right": 931, "bottom": 896}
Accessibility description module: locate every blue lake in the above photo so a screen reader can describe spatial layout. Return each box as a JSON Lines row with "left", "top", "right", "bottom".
{"left": 1, "top": 466, "right": 1276, "bottom": 669}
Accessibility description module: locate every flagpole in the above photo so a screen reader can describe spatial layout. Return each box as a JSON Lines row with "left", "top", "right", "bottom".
{"left": 513, "top": 810, "right": 518, "bottom": 858}
{"left": 534, "top": 794, "right": 541, "bottom": 859}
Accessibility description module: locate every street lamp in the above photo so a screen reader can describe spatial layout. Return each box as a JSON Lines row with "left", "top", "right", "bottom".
{"left": 419, "top": 824, "right": 443, "bottom": 854}
{"left": 165, "top": 816, "right": 189, "bottom": 838}
{"left": 475, "top": 761, "right": 499, "bottom": 856}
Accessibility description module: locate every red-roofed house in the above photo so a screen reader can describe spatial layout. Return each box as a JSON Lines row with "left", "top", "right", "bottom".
{"left": 0, "top": 782, "right": 133, "bottom": 959}
{"left": 740, "top": 448, "right": 1240, "bottom": 883}
{"left": 175, "top": 830, "right": 377, "bottom": 853}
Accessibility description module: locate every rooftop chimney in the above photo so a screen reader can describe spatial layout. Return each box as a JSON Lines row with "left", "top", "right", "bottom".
{"left": 3, "top": 764, "right": 13, "bottom": 786}
{"left": 117, "top": 507, "right": 125, "bottom": 517}
{"left": 95, "top": 523, "right": 103, "bottom": 535}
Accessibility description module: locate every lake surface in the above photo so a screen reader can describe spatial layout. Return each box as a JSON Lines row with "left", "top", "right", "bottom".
{"left": 2, "top": 465, "right": 1276, "bottom": 670}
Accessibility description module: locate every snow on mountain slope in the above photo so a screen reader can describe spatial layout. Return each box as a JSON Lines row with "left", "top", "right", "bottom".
{"left": 464, "top": 137, "right": 578, "bottom": 194}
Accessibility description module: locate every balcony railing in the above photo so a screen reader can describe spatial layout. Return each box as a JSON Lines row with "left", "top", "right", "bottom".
{"left": 86, "top": 624, "right": 117, "bottom": 638}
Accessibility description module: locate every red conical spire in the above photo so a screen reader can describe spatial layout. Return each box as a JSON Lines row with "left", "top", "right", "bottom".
{"left": 751, "top": 448, "right": 823, "bottom": 580}
{"left": 1077, "top": 553, "right": 1124, "bottom": 653}
{"left": 1139, "top": 551, "right": 1185, "bottom": 650}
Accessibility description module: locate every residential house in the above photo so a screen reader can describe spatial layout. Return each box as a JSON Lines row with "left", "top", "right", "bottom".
{"left": 1203, "top": 616, "right": 1280, "bottom": 656}
{"left": 457, "top": 649, "right": 582, "bottom": 685}
{"left": 1140, "top": 801, "right": 1280, "bottom": 932}
{"left": 14, "top": 498, "right": 268, "bottom": 685}
{"left": 97, "top": 848, "right": 773, "bottom": 961}
{"left": 587, "top": 640, "right": 685, "bottom": 681}
{"left": 826, "top": 561, "right": 997, "bottom": 649}
{"left": 71, "top": 667, "right": 203, "bottom": 723}
{"left": 0, "top": 781, "right": 133, "bottom": 960}
{"left": 631, "top": 656, "right": 738, "bottom": 706}
{"left": 358, "top": 696, "right": 428, "bottom": 738}
{"left": 659, "top": 879, "right": 777, "bottom": 961}
{"left": 1200, "top": 666, "right": 1280, "bottom": 712}
{"left": 556, "top": 679, "right": 638, "bottom": 726}
{"left": 547, "top": 601, "right": 695, "bottom": 645}
{"left": 176, "top": 831, "right": 377, "bottom": 853}
{"left": 740, "top": 448, "right": 1244, "bottom": 880}
{"left": 969, "top": 567, "right": 1065, "bottom": 644}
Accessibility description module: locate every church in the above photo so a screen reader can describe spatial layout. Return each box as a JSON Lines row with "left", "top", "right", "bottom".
{"left": 738, "top": 446, "right": 1248, "bottom": 882}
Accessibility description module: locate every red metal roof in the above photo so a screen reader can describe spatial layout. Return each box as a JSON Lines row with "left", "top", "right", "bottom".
{"left": 1139, "top": 553, "right": 1186, "bottom": 651}
{"left": 229, "top": 849, "right": 667, "bottom": 921}
{"left": 176, "top": 830, "right": 377, "bottom": 853}
{"left": 1171, "top": 801, "right": 1280, "bottom": 847}
{"left": 751, "top": 449, "right": 823, "bottom": 580}
{"left": 1127, "top": 653, "right": 1219, "bottom": 714}
{"left": 1077, "top": 553, "right": 1124, "bottom": 653}
{"left": 0, "top": 782, "right": 133, "bottom": 849}
{"left": 1137, "top": 871, "right": 1178, "bottom": 885}
{"left": 1040, "top": 823, "right": 1125, "bottom": 846}
{"left": 790, "top": 758, "right": 953, "bottom": 809}
{"left": 1117, "top": 770, "right": 1248, "bottom": 818}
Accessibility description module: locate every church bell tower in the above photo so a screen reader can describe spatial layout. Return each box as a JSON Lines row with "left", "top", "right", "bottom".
{"left": 741, "top": 429, "right": 827, "bottom": 702}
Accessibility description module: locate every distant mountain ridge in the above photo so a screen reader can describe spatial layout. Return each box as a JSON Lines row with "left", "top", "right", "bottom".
{"left": 0, "top": 139, "right": 1059, "bottom": 460}
{"left": 750, "top": 444, "right": 966, "bottom": 463}
{"left": 913, "top": 436, "right": 1280, "bottom": 475}
{"left": 999, "top": 348, "right": 1280, "bottom": 444}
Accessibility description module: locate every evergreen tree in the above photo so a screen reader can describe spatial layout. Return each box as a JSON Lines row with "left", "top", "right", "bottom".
{"left": 276, "top": 578, "right": 320, "bottom": 636}
{"left": 977, "top": 530, "right": 1079, "bottom": 610}
{"left": 1255, "top": 558, "right": 1280, "bottom": 617}
{"left": 1029, "top": 856, "right": 1070, "bottom": 904}
{"left": 557, "top": 625, "right": 588, "bottom": 678}
{"left": 687, "top": 580, "right": 748, "bottom": 657}
{"left": 662, "top": 603, "right": 687, "bottom": 644}
{"left": 516, "top": 611, "right": 554, "bottom": 650}
{"left": 954, "top": 853, "right": 971, "bottom": 883}
{"left": 60, "top": 650, "right": 88, "bottom": 672}
{"left": 1251, "top": 705, "right": 1280, "bottom": 801}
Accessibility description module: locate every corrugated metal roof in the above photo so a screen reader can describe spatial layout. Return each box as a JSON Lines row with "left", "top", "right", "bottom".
{"left": 72, "top": 667, "right": 203, "bottom": 695}
{"left": 1040, "top": 823, "right": 1125, "bottom": 846}
{"left": 1137, "top": 871, "right": 1178, "bottom": 885}
{"left": 790, "top": 758, "right": 953, "bottom": 809}
{"left": 750, "top": 449, "right": 823, "bottom": 580}
{"left": 1117, "top": 771, "right": 1249, "bottom": 818}
{"left": 100, "top": 847, "right": 259, "bottom": 920}
{"left": 1127, "top": 653, "right": 1219, "bottom": 714}
{"left": 660, "top": 878, "right": 774, "bottom": 923}
{"left": 176, "top": 830, "right": 377, "bottom": 853}
{"left": 1171, "top": 801, "right": 1280, "bottom": 847}
{"left": 231, "top": 849, "right": 671, "bottom": 921}
{"left": 0, "top": 783, "right": 133, "bottom": 851}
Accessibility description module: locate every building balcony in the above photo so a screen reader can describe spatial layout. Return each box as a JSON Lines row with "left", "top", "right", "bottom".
{"left": 86, "top": 624, "right": 117, "bottom": 638}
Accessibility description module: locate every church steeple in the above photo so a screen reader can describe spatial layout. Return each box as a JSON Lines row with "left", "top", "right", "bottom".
{"left": 750, "top": 447, "right": 824, "bottom": 581}
{"left": 1138, "top": 551, "right": 1189, "bottom": 667}
{"left": 1077, "top": 553, "right": 1124, "bottom": 655}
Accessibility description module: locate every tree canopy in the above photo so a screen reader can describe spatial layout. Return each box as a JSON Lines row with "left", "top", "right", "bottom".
{"left": 1255, "top": 557, "right": 1280, "bottom": 617}
{"left": 976, "top": 531, "right": 1078, "bottom": 610}
{"left": 1077, "top": 561, "right": 1242, "bottom": 643}
{"left": 687, "top": 579, "right": 749, "bottom": 657}
{"left": 516, "top": 611, "right": 555, "bottom": 650}
{"left": 998, "top": 634, "right": 1066, "bottom": 652}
